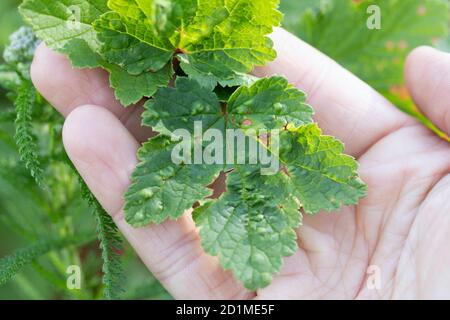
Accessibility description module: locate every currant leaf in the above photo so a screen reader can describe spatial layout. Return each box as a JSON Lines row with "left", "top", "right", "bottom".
{"left": 20, "top": 0, "right": 173, "bottom": 105}
{"left": 279, "top": 124, "right": 367, "bottom": 214}
{"left": 98, "top": 0, "right": 282, "bottom": 85}
{"left": 125, "top": 135, "right": 222, "bottom": 227}
{"left": 193, "top": 166, "right": 299, "bottom": 291}
{"left": 20, "top": 0, "right": 107, "bottom": 52}
{"left": 94, "top": 11, "right": 173, "bottom": 75}
{"left": 129, "top": 76, "right": 366, "bottom": 289}
{"left": 142, "top": 76, "right": 313, "bottom": 134}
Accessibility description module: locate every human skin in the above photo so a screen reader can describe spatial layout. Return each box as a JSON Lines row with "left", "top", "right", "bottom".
{"left": 30, "top": 28, "right": 450, "bottom": 300}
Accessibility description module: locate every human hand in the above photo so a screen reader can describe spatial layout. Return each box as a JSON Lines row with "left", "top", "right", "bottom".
{"left": 31, "top": 28, "right": 450, "bottom": 299}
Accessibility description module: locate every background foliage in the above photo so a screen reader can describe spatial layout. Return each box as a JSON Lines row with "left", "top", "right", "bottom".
{"left": 0, "top": 0, "right": 449, "bottom": 299}
{"left": 281, "top": 0, "right": 450, "bottom": 140}
{"left": 0, "top": 0, "right": 170, "bottom": 300}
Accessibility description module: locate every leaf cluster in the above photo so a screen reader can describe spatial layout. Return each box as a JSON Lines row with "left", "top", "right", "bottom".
{"left": 19, "top": 0, "right": 369, "bottom": 290}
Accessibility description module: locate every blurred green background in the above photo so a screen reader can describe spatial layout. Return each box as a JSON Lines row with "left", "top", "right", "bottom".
{"left": 0, "top": 0, "right": 26, "bottom": 297}
{"left": 0, "top": 1, "right": 22, "bottom": 48}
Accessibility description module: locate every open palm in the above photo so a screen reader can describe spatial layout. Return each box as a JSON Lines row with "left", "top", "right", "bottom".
{"left": 31, "top": 29, "right": 450, "bottom": 300}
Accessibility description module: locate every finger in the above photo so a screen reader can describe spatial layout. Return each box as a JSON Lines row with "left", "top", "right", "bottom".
{"left": 254, "top": 28, "right": 412, "bottom": 157}
{"left": 405, "top": 46, "right": 450, "bottom": 135}
{"left": 63, "top": 105, "right": 252, "bottom": 300}
{"left": 30, "top": 43, "right": 152, "bottom": 142}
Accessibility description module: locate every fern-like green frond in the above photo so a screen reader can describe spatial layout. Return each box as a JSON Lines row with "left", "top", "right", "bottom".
{"left": 14, "top": 79, "right": 45, "bottom": 188}
{"left": 78, "top": 175, "right": 124, "bottom": 300}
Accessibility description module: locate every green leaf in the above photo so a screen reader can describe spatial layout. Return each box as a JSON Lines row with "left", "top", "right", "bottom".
{"left": 107, "top": 62, "right": 173, "bottom": 106}
{"left": 94, "top": 11, "right": 173, "bottom": 75}
{"left": 142, "top": 76, "right": 224, "bottom": 134}
{"left": 143, "top": 76, "right": 313, "bottom": 134}
{"left": 20, "top": 0, "right": 282, "bottom": 104}
{"left": 177, "top": 54, "right": 259, "bottom": 90}
{"left": 98, "top": 0, "right": 282, "bottom": 85}
{"left": 125, "top": 135, "right": 222, "bottom": 227}
{"left": 193, "top": 166, "right": 299, "bottom": 291}
{"left": 20, "top": 0, "right": 107, "bottom": 51}
{"left": 191, "top": 124, "right": 366, "bottom": 290}
{"left": 227, "top": 76, "right": 314, "bottom": 130}
{"left": 128, "top": 76, "right": 365, "bottom": 289}
{"left": 280, "top": 124, "right": 367, "bottom": 214}
{"left": 20, "top": 0, "right": 172, "bottom": 106}
{"left": 61, "top": 38, "right": 174, "bottom": 106}
{"left": 60, "top": 38, "right": 104, "bottom": 68}
{"left": 179, "top": 0, "right": 281, "bottom": 71}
